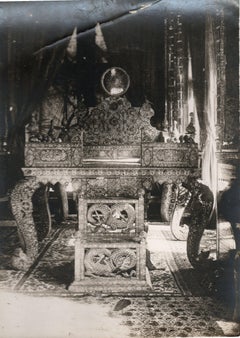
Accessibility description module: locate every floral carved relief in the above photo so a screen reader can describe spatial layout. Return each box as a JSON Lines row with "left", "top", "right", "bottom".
{"left": 82, "top": 97, "right": 158, "bottom": 146}
{"left": 84, "top": 248, "right": 137, "bottom": 278}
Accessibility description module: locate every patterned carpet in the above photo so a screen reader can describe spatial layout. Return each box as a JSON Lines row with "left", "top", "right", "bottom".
{"left": 0, "top": 223, "right": 181, "bottom": 295}
{"left": 0, "top": 221, "right": 239, "bottom": 337}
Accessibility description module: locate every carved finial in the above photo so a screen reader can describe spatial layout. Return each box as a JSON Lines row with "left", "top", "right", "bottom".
{"left": 186, "top": 112, "right": 196, "bottom": 136}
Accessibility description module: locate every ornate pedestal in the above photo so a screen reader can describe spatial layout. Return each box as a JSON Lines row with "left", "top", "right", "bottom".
{"left": 69, "top": 193, "right": 151, "bottom": 293}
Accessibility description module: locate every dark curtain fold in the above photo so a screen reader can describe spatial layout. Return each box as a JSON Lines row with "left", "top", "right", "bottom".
{"left": 7, "top": 38, "right": 67, "bottom": 166}
{"left": 4, "top": 29, "right": 68, "bottom": 190}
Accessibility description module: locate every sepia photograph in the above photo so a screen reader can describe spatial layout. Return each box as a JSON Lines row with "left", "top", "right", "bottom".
{"left": 0, "top": 0, "right": 239, "bottom": 337}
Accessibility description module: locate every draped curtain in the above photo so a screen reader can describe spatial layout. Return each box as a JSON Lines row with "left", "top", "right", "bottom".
{"left": 188, "top": 13, "right": 218, "bottom": 197}
{"left": 202, "top": 14, "right": 218, "bottom": 201}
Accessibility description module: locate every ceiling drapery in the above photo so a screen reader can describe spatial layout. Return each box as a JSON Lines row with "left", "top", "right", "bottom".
{"left": 0, "top": 0, "right": 238, "bottom": 159}
{"left": 0, "top": 1, "right": 164, "bottom": 144}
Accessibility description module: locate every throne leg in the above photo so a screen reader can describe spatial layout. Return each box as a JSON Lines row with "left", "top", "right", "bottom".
{"left": 10, "top": 178, "right": 41, "bottom": 270}
{"left": 32, "top": 183, "right": 52, "bottom": 240}
{"left": 54, "top": 182, "right": 69, "bottom": 222}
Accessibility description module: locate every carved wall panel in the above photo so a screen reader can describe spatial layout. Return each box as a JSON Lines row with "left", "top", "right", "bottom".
{"left": 164, "top": 12, "right": 187, "bottom": 134}
{"left": 214, "top": 9, "right": 226, "bottom": 149}
{"left": 223, "top": 97, "right": 239, "bottom": 148}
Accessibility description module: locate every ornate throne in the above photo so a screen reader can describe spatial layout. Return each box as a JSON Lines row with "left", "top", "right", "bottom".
{"left": 10, "top": 67, "right": 199, "bottom": 279}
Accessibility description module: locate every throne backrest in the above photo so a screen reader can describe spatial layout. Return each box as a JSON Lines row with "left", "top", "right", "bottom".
{"left": 81, "top": 96, "right": 158, "bottom": 146}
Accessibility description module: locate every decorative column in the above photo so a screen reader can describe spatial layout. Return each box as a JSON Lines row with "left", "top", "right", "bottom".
{"left": 164, "top": 12, "right": 187, "bottom": 135}
{"left": 214, "top": 8, "right": 226, "bottom": 150}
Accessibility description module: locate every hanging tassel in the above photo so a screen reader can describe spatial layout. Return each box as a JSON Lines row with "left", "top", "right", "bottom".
{"left": 95, "top": 22, "right": 108, "bottom": 63}
{"left": 66, "top": 27, "right": 77, "bottom": 62}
